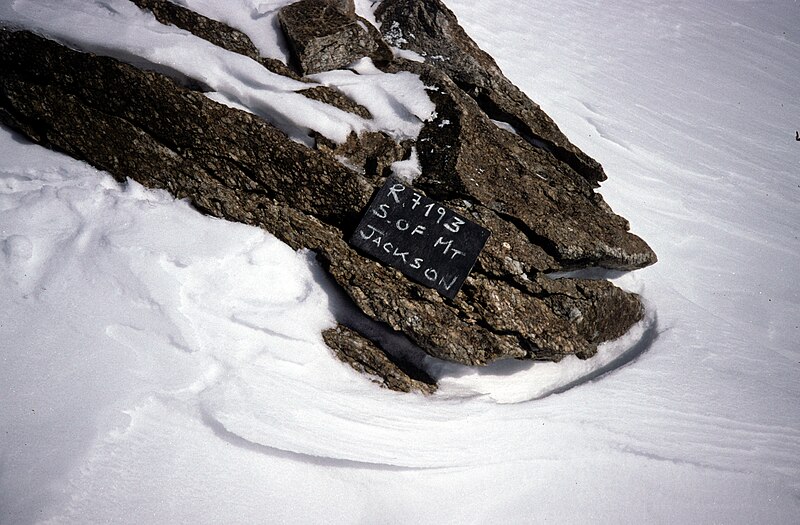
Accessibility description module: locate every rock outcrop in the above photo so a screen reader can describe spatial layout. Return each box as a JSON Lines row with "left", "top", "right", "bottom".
{"left": 0, "top": 0, "right": 656, "bottom": 393}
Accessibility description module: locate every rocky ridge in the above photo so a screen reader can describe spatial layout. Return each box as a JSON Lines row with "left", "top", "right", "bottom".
{"left": 0, "top": 0, "right": 656, "bottom": 393}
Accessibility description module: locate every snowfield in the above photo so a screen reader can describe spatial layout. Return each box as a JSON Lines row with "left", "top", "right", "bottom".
{"left": 1, "top": 0, "right": 799, "bottom": 523}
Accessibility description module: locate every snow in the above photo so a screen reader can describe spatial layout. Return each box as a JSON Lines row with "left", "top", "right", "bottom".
{"left": 310, "top": 58, "right": 437, "bottom": 141}
{"left": 172, "top": 0, "right": 294, "bottom": 61}
{"left": 389, "top": 147, "right": 422, "bottom": 183}
{"left": 490, "top": 118, "right": 517, "bottom": 135}
{"left": 353, "top": 0, "right": 381, "bottom": 29}
{"left": 2, "top": 0, "right": 799, "bottom": 523}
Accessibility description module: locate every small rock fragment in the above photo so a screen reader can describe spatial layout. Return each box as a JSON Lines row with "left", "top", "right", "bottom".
{"left": 324, "top": 325, "right": 437, "bottom": 394}
{"left": 278, "top": 0, "right": 393, "bottom": 75}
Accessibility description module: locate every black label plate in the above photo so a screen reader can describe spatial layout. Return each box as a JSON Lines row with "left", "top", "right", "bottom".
{"left": 349, "top": 177, "right": 490, "bottom": 299}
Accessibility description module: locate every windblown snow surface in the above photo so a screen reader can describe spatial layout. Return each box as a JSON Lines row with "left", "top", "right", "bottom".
{"left": 1, "top": 0, "right": 799, "bottom": 523}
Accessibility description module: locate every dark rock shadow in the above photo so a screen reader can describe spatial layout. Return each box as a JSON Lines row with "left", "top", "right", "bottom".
{"left": 545, "top": 266, "right": 629, "bottom": 281}
{"left": 3, "top": 125, "right": 35, "bottom": 146}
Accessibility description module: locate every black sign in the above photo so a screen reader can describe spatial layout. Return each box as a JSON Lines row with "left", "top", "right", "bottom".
{"left": 349, "top": 177, "right": 490, "bottom": 299}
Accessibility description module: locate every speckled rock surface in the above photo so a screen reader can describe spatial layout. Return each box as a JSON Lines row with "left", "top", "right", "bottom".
{"left": 278, "top": 0, "right": 392, "bottom": 75}
{"left": 323, "top": 325, "right": 437, "bottom": 394}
